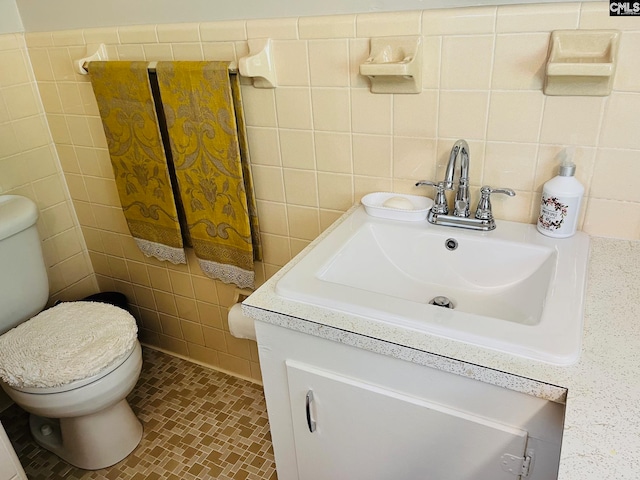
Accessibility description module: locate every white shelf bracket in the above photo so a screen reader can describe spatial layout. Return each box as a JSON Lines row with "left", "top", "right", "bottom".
{"left": 75, "top": 43, "right": 108, "bottom": 75}
{"left": 238, "top": 38, "right": 277, "bottom": 88}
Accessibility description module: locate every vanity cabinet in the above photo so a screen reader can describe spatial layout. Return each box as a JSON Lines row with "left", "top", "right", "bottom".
{"left": 256, "top": 321, "right": 564, "bottom": 480}
{"left": 0, "top": 422, "right": 26, "bottom": 480}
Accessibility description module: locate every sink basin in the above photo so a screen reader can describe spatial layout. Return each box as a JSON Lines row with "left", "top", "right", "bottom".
{"left": 276, "top": 206, "right": 590, "bottom": 365}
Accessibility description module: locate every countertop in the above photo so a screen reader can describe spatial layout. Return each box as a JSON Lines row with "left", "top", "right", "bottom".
{"left": 243, "top": 207, "right": 640, "bottom": 480}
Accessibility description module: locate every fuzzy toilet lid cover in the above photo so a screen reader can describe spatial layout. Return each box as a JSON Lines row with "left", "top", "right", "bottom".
{"left": 0, "top": 301, "right": 138, "bottom": 389}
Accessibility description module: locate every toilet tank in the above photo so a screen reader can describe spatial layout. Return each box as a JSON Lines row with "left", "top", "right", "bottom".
{"left": 0, "top": 195, "right": 49, "bottom": 335}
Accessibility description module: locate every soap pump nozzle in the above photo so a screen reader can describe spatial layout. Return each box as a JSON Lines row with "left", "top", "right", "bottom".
{"left": 559, "top": 146, "right": 576, "bottom": 176}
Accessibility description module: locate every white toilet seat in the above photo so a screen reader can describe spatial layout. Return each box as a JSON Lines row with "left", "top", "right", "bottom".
{"left": 0, "top": 301, "right": 138, "bottom": 389}
{"left": 10, "top": 342, "right": 137, "bottom": 395}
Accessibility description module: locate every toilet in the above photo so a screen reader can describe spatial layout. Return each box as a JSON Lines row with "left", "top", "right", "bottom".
{"left": 0, "top": 195, "right": 143, "bottom": 470}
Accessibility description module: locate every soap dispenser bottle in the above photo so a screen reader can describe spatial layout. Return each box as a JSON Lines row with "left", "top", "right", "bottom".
{"left": 537, "top": 148, "right": 584, "bottom": 238}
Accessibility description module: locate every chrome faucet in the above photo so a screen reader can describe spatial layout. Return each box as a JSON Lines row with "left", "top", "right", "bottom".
{"left": 444, "top": 139, "right": 470, "bottom": 217}
{"left": 416, "top": 139, "right": 515, "bottom": 231}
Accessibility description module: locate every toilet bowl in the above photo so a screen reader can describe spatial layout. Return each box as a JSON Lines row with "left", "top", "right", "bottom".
{"left": 0, "top": 301, "right": 144, "bottom": 470}
{"left": 0, "top": 194, "right": 144, "bottom": 470}
{"left": 3, "top": 342, "right": 143, "bottom": 470}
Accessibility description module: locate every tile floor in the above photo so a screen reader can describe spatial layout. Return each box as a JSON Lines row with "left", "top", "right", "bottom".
{"left": 0, "top": 347, "right": 277, "bottom": 479}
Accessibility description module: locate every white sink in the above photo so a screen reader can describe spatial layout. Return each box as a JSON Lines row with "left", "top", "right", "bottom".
{"left": 276, "top": 206, "right": 590, "bottom": 365}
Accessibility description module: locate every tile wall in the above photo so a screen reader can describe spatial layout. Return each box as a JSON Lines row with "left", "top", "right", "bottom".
{"left": 9, "top": 1, "right": 640, "bottom": 381}
{"left": 0, "top": 33, "right": 95, "bottom": 302}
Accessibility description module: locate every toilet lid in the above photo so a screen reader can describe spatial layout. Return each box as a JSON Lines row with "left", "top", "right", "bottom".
{"left": 0, "top": 301, "right": 138, "bottom": 389}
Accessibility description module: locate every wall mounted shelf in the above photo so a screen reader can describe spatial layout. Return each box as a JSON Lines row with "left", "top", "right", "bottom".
{"left": 359, "top": 36, "right": 422, "bottom": 94}
{"left": 544, "top": 30, "right": 620, "bottom": 96}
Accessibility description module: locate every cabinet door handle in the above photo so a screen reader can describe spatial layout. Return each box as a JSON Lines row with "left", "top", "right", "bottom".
{"left": 305, "top": 390, "right": 317, "bottom": 433}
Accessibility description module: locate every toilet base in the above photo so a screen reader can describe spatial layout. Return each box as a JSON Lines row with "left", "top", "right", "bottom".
{"left": 30, "top": 399, "right": 143, "bottom": 470}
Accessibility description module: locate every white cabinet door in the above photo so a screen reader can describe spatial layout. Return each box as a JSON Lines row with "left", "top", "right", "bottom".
{"left": 286, "top": 360, "right": 529, "bottom": 480}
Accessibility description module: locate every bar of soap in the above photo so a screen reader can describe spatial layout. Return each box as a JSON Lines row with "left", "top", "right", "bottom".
{"left": 383, "top": 196, "right": 414, "bottom": 210}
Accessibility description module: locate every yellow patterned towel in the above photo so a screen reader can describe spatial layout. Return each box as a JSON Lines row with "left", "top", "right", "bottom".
{"left": 89, "top": 61, "right": 186, "bottom": 265}
{"left": 155, "top": 62, "right": 261, "bottom": 288}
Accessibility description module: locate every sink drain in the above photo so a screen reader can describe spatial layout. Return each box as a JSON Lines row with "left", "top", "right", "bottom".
{"left": 429, "top": 296, "right": 454, "bottom": 309}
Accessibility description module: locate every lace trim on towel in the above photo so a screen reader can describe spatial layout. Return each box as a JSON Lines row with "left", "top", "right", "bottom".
{"left": 135, "top": 238, "right": 186, "bottom": 265}
{"left": 198, "top": 258, "right": 255, "bottom": 289}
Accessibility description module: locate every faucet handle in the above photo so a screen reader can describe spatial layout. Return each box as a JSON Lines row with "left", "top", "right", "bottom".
{"left": 416, "top": 180, "right": 449, "bottom": 214}
{"left": 475, "top": 186, "right": 516, "bottom": 221}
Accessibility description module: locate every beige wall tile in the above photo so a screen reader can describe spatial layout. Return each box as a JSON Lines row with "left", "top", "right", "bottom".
{"left": 52, "top": 30, "right": 84, "bottom": 47}
{"left": 600, "top": 93, "right": 640, "bottom": 150}
{"left": 157, "top": 23, "right": 200, "bottom": 43}
{"left": 309, "top": 39, "right": 349, "bottom": 87}
{"left": 160, "top": 313, "right": 183, "bottom": 338}
{"left": 355, "top": 176, "right": 393, "bottom": 200}
{"left": 240, "top": 86, "right": 277, "bottom": 127}
{"left": 143, "top": 43, "right": 173, "bottom": 60}
{"left": 614, "top": 32, "right": 640, "bottom": 93}
{"left": 224, "top": 332, "right": 251, "bottom": 359}
{"left": 172, "top": 43, "right": 204, "bottom": 60}
{"left": 200, "top": 21, "right": 247, "bottom": 42}
{"left": 280, "top": 129, "right": 315, "bottom": 169}
{"left": 580, "top": 2, "right": 640, "bottom": 30}
{"left": 351, "top": 89, "right": 391, "bottom": 134}
{"left": 29, "top": 49, "right": 55, "bottom": 81}
{"left": 356, "top": 11, "right": 422, "bottom": 37}
{"left": 583, "top": 199, "right": 640, "bottom": 239}
{"left": 393, "top": 137, "right": 437, "bottom": 181}
{"left": 299, "top": 15, "right": 356, "bottom": 39}
{"left": 496, "top": 3, "right": 580, "bottom": 33}
{"left": 283, "top": 168, "right": 318, "bottom": 206}
{"left": 273, "top": 41, "right": 309, "bottom": 87}
{"left": 256, "top": 201, "right": 289, "bottom": 236}
{"left": 540, "top": 96, "right": 604, "bottom": 146}
{"left": 260, "top": 233, "right": 291, "bottom": 266}
{"left": 116, "top": 44, "right": 145, "bottom": 60}
{"left": 246, "top": 18, "right": 298, "bottom": 40}
{"left": 4, "top": 84, "right": 40, "bottom": 119}
{"left": 13, "top": 115, "right": 50, "bottom": 150}
{"left": 83, "top": 27, "right": 120, "bottom": 45}
{"left": 393, "top": 90, "right": 437, "bottom": 137}
{"left": 251, "top": 165, "right": 285, "bottom": 202}
{"left": 275, "top": 87, "right": 312, "bottom": 129}
{"left": 218, "top": 352, "right": 251, "bottom": 378}
{"left": 179, "top": 318, "right": 204, "bottom": 344}
{"left": 0, "top": 50, "right": 31, "bottom": 85}
{"left": 349, "top": 38, "right": 370, "bottom": 89}
{"left": 492, "top": 33, "right": 549, "bottom": 90}
{"left": 484, "top": 142, "right": 538, "bottom": 191}
{"left": 311, "top": 88, "right": 350, "bottom": 132}
{"left": 148, "top": 265, "right": 172, "bottom": 292}
{"left": 591, "top": 148, "right": 640, "bottom": 202}
{"left": 127, "top": 261, "right": 150, "bottom": 286}
{"left": 119, "top": 25, "right": 157, "bottom": 44}
{"left": 287, "top": 205, "right": 320, "bottom": 241}
{"left": 197, "top": 302, "right": 223, "bottom": 329}
{"left": 487, "top": 91, "right": 544, "bottom": 143}
{"left": 439, "top": 91, "right": 489, "bottom": 140}
{"left": 155, "top": 290, "right": 178, "bottom": 316}
{"left": 534, "top": 145, "right": 596, "bottom": 193}
{"left": 170, "top": 270, "right": 194, "bottom": 298}
{"left": 317, "top": 172, "right": 353, "bottom": 210}
{"left": 246, "top": 127, "right": 281, "bottom": 166}
{"left": 175, "top": 296, "right": 199, "bottom": 323}
{"left": 423, "top": 7, "right": 496, "bottom": 36}
{"left": 441, "top": 35, "right": 493, "bottom": 90}
{"left": 315, "top": 131, "right": 352, "bottom": 174}
{"left": 352, "top": 134, "right": 392, "bottom": 177}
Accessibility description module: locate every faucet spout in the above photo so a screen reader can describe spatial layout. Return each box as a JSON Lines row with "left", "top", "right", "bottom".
{"left": 444, "top": 139, "right": 470, "bottom": 217}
